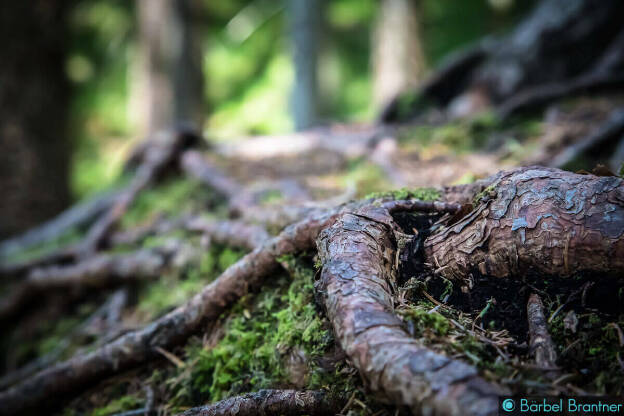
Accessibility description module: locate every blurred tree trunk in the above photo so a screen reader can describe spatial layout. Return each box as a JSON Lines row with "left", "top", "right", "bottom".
{"left": 288, "top": 0, "right": 321, "bottom": 131}
{"left": 0, "top": 0, "right": 72, "bottom": 238}
{"left": 133, "top": 0, "right": 204, "bottom": 135}
{"left": 372, "top": 0, "right": 427, "bottom": 110}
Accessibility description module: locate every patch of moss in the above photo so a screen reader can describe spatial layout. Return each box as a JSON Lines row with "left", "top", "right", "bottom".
{"left": 166, "top": 255, "right": 358, "bottom": 408}
{"left": 137, "top": 244, "right": 245, "bottom": 320}
{"left": 121, "top": 178, "right": 215, "bottom": 228}
{"left": 365, "top": 187, "right": 441, "bottom": 201}
{"left": 472, "top": 184, "right": 496, "bottom": 207}
{"left": 342, "top": 158, "right": 391, "bottom": 197}
{"left": 398, "top": 305, "right": 450, "bottom": 337}
{"left": 89, "top": 395, "right": 141, "bottom": 416}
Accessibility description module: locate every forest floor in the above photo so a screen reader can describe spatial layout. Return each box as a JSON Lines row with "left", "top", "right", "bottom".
{"left": 1, "top": 96, "right": 624, "bottom": 416}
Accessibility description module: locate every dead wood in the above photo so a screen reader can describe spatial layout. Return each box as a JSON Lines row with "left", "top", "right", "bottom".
{"left": 176, "top": 389, "right": 342, "bottom": 416}
{"left": 527, "top": 293, "right": 558, "bottom": 371}
{"left": 425, "top": 167, "right": 624, "bottom": 281}
{"left": 317, "top": 205, "right": 501, "bottom": 416}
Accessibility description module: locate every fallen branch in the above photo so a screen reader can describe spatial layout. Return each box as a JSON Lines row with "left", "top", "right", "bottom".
{"left": 176, "top": 390, "right": 341, "bottom": 416}
{"left": 527, "top": 293, "right": 559, "bottom": 371}
{"left": 317, "top": 205, "right": 501, "bottom": 415}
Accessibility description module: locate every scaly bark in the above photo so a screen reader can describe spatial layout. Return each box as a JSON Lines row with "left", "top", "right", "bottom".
{"left": 177, "top": 389, "right": 341, "bottom": 416}
{"left": 425, "top": 167, "right": 624, "bottom": 281}
{"left": 317, "top": 204, "right": 501, "bottom": 416}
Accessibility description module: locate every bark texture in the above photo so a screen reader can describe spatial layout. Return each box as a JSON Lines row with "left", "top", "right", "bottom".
{"left": 177, "top": 389, "right": 341, "bottom": 416}
{"left": 317, "top": 205, "right": 501, "bottom": 416}
{"left": 425, "top": 167, "right": 624, "bottom": 281}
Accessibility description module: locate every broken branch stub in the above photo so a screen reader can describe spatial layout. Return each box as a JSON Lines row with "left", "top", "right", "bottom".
{"left": 317, "top": 205, "right": 501, "bottom": 416}
{"left": 425, "top": 167, "right": 624, "bottom": 281}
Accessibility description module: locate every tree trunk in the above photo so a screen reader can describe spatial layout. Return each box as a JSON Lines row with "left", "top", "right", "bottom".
{"left": 0, "top": 0, "right": 72, "bottom": 238}
{"left": 288, "top": 0, "right": 321, "bottom": 131}
{"left": 372, "top": 0, "right": 427, "bottom": 110}
{"left": 133, "top": 0, "right": 204, "bottom": 135}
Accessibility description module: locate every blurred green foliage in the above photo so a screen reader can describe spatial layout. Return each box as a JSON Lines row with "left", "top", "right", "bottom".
{"left": 67, "top": 0, "right": 534, "bottom": 197}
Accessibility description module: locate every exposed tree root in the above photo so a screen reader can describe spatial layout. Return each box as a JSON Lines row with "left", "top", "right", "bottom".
{"left": 0, "top": 218, "right": 268, "bottom": 323}
{"left": 425, "top": 167, "right": 624, "bottom": 281}
{"left": 317, "top": 205, "right": 501, "bottom": 416}
{"left": 527, "top": 294, "right": 558, "bottom": 371}
{"left": 0, "top": 200, "right": 365, "bottom": 415}
{"left": 0, "top": 241, "right": 191, "bottom": 322}
{"left": 0, "top": 187, "right": 120, "bottom": 262}
{"left": 180, "top": 150, "right": 254, "bottom": 216}
{"left": 0, "top": 288, "right": 128, "bottom": 390}
{"left": 498, "top": 74, "right": 624, "bottom": 120}
{"left": 176, "top": 389, "right": 342, "bottom": 416}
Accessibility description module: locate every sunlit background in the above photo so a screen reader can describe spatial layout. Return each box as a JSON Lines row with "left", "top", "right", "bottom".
{"left": 68, "top": 0, "right": 532, "bottom": 198}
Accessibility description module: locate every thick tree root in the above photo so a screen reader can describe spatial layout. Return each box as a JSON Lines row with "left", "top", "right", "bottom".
{"left": 425, "top": 167, "right": 624, "bottom": 281}
{"left": 527, "top": 294, "right": 558, "bottom": 371}
{"left": 176, "top": 390, "right": 342, "bottom": 416}
{"left": 317, "top": 205, "right": 501, "bottom": 416}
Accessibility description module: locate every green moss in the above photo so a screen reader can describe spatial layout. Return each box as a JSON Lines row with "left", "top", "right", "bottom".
{"left": 167, "top": 255, "right": 356, "bottom": 408}
{"left": 121, "top": 178, "right": 214, "bottom": 228}
{"left": 137, "top": 244, "right": 245, "bottom": 319}
{"left": 472, "top": 184, "right": 496, "bottom": 207}
{"left": 342, "top": 158, "right": 391, "bottom": 197}
{"left": 90, "top": 395, "right": 140, "bottom": 416}
{"left": 398, "top": 305, "right": 450, "bottom": 337}
{"left": 365, "top": 187, "right": 441, "bottom": 201}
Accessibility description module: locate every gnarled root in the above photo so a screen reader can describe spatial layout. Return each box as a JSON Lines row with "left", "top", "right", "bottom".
{"left": 317, "top": 205, "right": 501, "bottom": 416}
{"left": 425, "top": 167, "right": 624, "bottom": 281}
